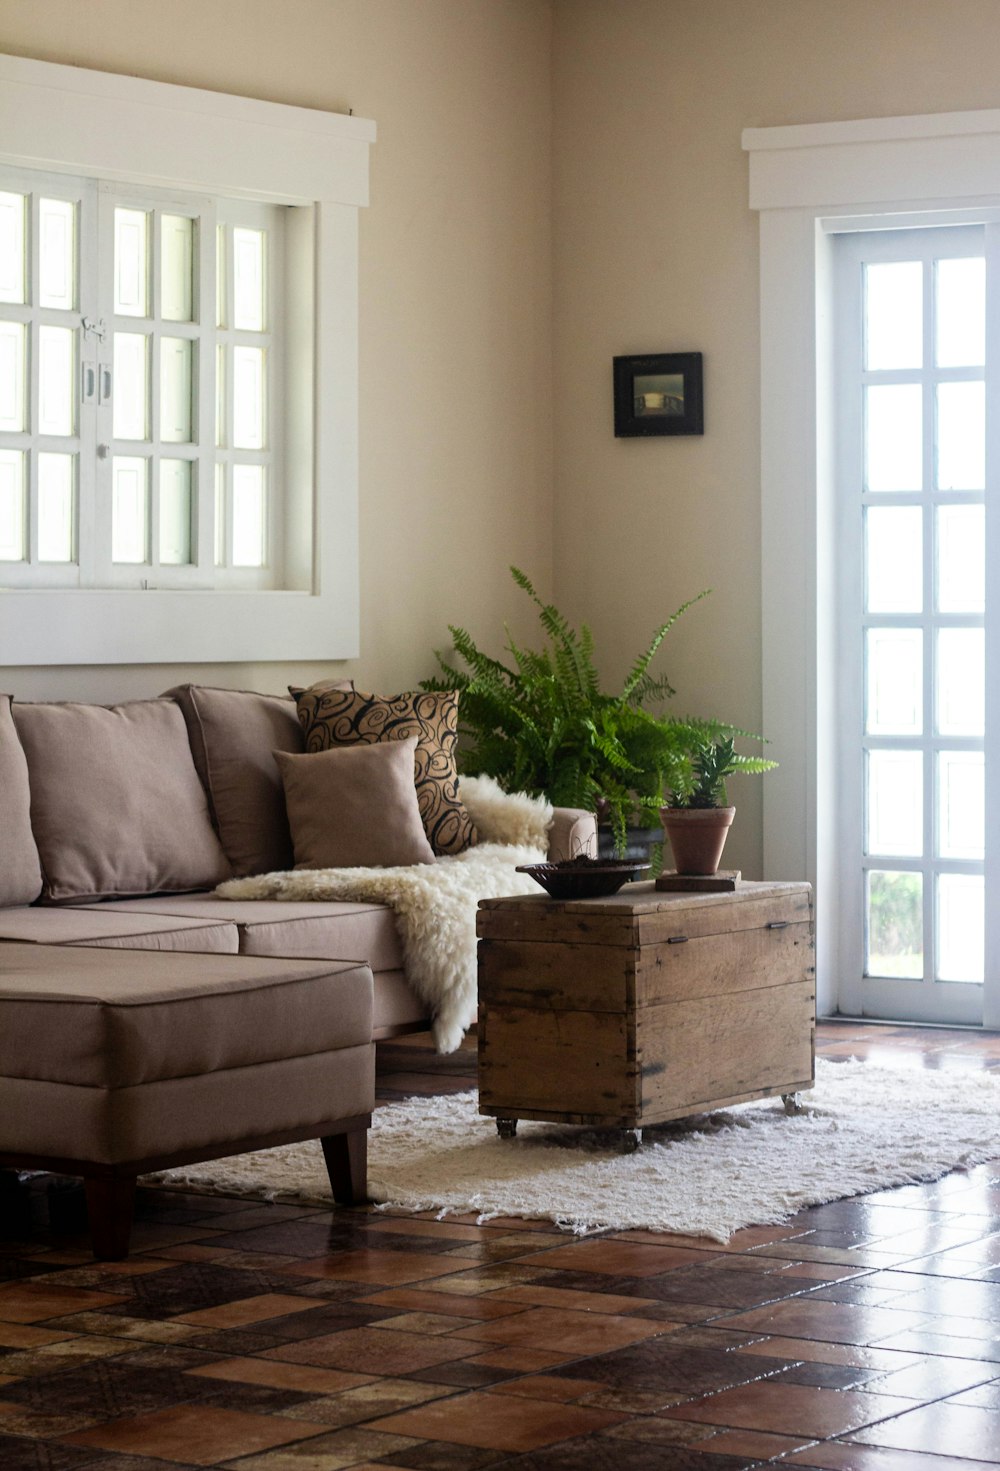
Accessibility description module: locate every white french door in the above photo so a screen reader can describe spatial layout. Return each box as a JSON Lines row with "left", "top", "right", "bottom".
{"left": 835, "top": 224, "right": 999, "bottom": 1025}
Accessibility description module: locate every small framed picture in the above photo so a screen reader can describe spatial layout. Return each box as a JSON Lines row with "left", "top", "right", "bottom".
{"left": 613, "top": 352, "right": 704, "bottom": 437}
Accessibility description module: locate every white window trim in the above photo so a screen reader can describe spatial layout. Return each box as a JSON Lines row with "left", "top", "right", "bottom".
{"left": 744, "top": 108, "right": 1000, "bottom": 1026}
{"left": 0, "top": 53, "right": 375, "bottom": 664}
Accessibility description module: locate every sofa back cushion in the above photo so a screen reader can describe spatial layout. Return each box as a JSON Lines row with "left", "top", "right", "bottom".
{"left": 164, "top": 683, "right": 350, "bottom": 876}
{"left": 13, "top": 699, "right": 231, "bottom": 904}
{"left": 0, "top": 695, "right": 43, "bottom": 907}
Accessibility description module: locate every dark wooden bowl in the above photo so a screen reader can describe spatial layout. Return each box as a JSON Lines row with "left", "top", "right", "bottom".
{"left": 516, "top": 861, "right": 650, "bottom": 899}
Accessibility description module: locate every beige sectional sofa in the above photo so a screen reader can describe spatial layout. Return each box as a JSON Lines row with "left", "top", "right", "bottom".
{"left": 0, "top": 683, "right": 595, "bottom": 1258}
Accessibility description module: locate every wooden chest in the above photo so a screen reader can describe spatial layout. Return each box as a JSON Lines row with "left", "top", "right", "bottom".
{"left": 477, "top": 880, "right": 814, "bottom": 1134}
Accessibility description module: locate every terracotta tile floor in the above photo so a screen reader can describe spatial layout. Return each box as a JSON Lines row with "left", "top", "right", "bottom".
{"left": 2, "top": 1019, "right": 1000, "bottom": 1470}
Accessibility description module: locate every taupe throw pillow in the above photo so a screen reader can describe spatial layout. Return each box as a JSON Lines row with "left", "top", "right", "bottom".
{"left": 0, "top": 695, "right": 43, "bottom": 907}
{"left": 275, "top": 737, "right": 436, "bottom": 869}
{"left": 293, "top": 685, "right": 477, "bottom": 856}
{"left": 13, "top": 699, "right": 231, "bottom": 903}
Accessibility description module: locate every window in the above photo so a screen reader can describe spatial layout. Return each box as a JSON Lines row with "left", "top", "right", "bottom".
{"left": 0, "top": 53, "right": 374, "bottom": 664}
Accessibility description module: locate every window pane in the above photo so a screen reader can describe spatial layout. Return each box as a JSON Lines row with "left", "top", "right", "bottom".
{"left": 937, "top": 504, "right": 984, "bottom": 613}
{"left": 214, "top": 462, "right": 225, "bottom": 566}
{"left": 38, "top": 198, "right": 76, "bottom": 311}
{"left": 866, "top": 628, "right": 922, "bottom": 736}
{"left": 0, "top": 449, "right": 24, "bottom": 561}
{"left": 233, "top": 346, "right": 265, "bottom": 449}
{"left": 216, "top": 344, "right": 225, "bottom": 447}
{"left": 937, "top": 874, "right": 983, "bottom": 983}
{"left": 161, "top": 214, "right": 193, "bottom": 322}
{"left": 937, "top": 751, "right": 984, "bottom": 862}
{"left": 936, "top": 257, "right": 985, "bottom": 368}
{"left": 112, "top": 456, "right": 148, "bottom": 563}
{"left": 937, "top": 381, "right": 984, "bottom": 490}
{"left": 160, "top": 337, "right": 192, "bottom": 443}
{"left": 0, "top": 190, "right": 26, "bottom": 305}
{"left": 216, "top": 224, "right": 226, "bottom": 329}
{"left": 233, "top": 226, "right": 265, "bottom": 330}
{"left": 38, "top": 325, "right": 74, "bottom": 436}
{"left": 865, "top": 506, "right": 921, "bottom": 613}
{"left": 865, "top": 261, "right": 922, "bottom": 370}
{"left": 937, "top": 627, "right": 984, "bottom": 736}
{"left": 37, "top": 452, "right": 74, "bottom": 562}
{"left": 0, "top": 320, "right": 26, "bottom": 432}
{"left": 867, "top": 749, "right": 922, "bottom": 858}
{"left": 232, "top": 463, "right": 265, "bottom": 566}
{"left": 867, "top": 870, "right": 922, "bottom": 979}
{"left": 865, "top": 384, "right": 922, "bottom": 492}
{"left": 113, "top": 333, "right": 149, "bottom": 441}
{"left": 114, "top": 207, "right": 149, "bottom": 317}
{"left": 159, "top": 459, "right": 191, "bottom": 565}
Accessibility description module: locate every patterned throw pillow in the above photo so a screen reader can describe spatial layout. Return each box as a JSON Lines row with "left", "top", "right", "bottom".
{"left": 293, "top": 686, "right": 478, "bottom": 856}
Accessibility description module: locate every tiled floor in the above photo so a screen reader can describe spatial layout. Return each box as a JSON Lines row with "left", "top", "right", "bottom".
{"left": 3, "top": 1019, "right": 1000, "bottom": 1470}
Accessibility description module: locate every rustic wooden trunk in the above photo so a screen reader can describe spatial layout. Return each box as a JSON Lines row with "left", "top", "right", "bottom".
{"left": 477, "top": 880, "right": 814, "bottom": 1132}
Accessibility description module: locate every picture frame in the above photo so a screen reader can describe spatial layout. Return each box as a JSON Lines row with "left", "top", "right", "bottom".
{"left": 613, "top": 352, "right": 704, "bottom": 437}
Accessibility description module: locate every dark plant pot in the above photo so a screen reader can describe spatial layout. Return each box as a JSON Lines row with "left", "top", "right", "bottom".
{"left": 597, "top": 824, "right": 663, "bottom": 867}
{"left": 660, "top": 806, "right": 735, "bottom": 876}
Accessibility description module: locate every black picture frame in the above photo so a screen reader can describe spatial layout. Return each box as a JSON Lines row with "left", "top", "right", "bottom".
{"left": 613, "top": 352, "right": 704, "bottom": 437}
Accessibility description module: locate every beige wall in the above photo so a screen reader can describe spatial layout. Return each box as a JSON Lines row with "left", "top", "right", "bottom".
{"left": 551, "top": 0, "right": 1000, "bottom": 875}
{"left": 0, "top": 0, "right": 553, "bottom": 703}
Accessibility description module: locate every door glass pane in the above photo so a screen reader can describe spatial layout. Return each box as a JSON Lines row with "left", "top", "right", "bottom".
{"left": 232, "top": 346, "right": 265, "bottom": 449}
{"left": 112, "top": 456, "right": 148, "bottom": 563}
{"left": 865, "top": 261, "right": 922, "bottom": 370}
{"left": 216, "top": 345, "right": 226, "bottom": 447}
{"left": 214, "top": 462, "right": 225, "bottom": 566}
{"left": 867, "top": 870, "right": 922, "bottom": 979}
{"left": 37, "top": 452, "right": 74, "bottom": 563}
{"left": 866, "top": 628, "right": 922, "bottom": 736}
{"left": 232, "top": 463, "right": 265, "bottom": 566}
{"left": 114, "top": 208, "right": 149, "bottom": 317}
{"left": 937, "top": 874, "right": 984, "bottom": 983}
{"left": 936, "top": 257, "right": 985, "bottom": 367}
{"left": 865, "top": 506, "right": 921, "bottom": 613}
{"left": 113, "top": 333, "right": 149, "bottom": 441}
{"left": 867, "top": 750, "right": 923, "bottom": 857}
{"left": 937, "top": 751, "right": 984, "bottom": 861}
{"left": 937, "top": 627, "right": 984, "bottom": 736}
{"left": 160, "top": 337, "right": 192, "bottom": 443}
{"left": 161, "top": 214, "right": 193, "bottom": 322}
{"left": 233, "top": 227, "right": 265, "bottom": 330}
{"left": 216, "top": 224, "right": 226, "bottom": 328}
{"left": 937, "top": 381, "right": 984, "bottom": 490}
{"left": 38, "top": 198, "right": 76, "bottom": 310}
{"left": 0, "top": 320, "right": 26, "bottom": 432}
{"left": 0, "top": 190, "right": 25, "bottom": 304}
{"left": 866, "top": 384, "right": 922, "bottom": 492}
{"left": 159, "top": 459, "right": 191, "bottom": 565}
{"left": 38, "top": 325, "right": 74, "bottom": 436}
{"left": 937, "top": 504, "right": 984, "bottom": 613}
{"left": 0, "top": 449, "right": 24, "bottom": 560}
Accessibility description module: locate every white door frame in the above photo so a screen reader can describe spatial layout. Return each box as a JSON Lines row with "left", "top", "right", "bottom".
{"left": 744, "top": 108, "right": 1000, "bottom": 1026}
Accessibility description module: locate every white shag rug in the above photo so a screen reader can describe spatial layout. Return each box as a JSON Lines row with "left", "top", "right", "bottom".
{"left": 217, "top": 775, "right": 551, "bottom": 1053}
{"left": 149, "top": 1059, "right": 1000, "bottom": 1243}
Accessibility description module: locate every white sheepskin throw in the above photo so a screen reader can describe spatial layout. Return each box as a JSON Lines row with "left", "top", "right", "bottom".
{"left": 218, "top": 780, "right": 552, "bottom": 1054}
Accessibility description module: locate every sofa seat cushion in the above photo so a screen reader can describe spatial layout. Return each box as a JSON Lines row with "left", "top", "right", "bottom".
{"left": 0, "top": 944, "right": 371, "bottom": 1089}
{"left": 12, "top": 699, "right": 231, "bottom": 903}
{"left": 0, "top": 908, "right": 238, "bottom": 953}
{"left": 0, "top": 696, "right": 42, "bottom": 907}
{"left": 87, "top": 894, "right": 405, "bottom": 973}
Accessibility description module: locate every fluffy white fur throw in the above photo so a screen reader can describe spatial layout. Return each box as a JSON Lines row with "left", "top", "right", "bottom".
{"left": 217, "top": 775, "right": 551, "bottom": 1053}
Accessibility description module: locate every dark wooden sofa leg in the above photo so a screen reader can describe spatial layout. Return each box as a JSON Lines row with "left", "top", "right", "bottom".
{"left": 85, "top": 1174, "right": 136, "bottom": 1261}
{"left": 321, "top": 1120, "right": 370, "bottom": 1205}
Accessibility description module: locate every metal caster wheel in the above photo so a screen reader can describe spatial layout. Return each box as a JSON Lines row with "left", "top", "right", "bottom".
{"left": 781, "top": 1093, "right": 803, "bottom": 1116}
{"left": 620, "top": 1128, "right": 642, "bottom": 1153}
{"left": 496, "top": 1118, "right": 518, "bottom": 1140}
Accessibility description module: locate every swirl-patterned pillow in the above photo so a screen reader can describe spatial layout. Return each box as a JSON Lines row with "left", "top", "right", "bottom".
{"left": 292, "top": 686, "right": 478, "bottom": 856}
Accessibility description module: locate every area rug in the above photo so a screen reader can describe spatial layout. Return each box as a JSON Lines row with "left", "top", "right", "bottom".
{"left": 149, "top": 1059, "right": 1000, "bottom": 1242}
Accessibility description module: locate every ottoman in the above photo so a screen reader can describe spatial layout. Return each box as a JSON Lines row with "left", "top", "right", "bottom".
{"left": 0, "top": 943, "right": 375, "bottom": 1259}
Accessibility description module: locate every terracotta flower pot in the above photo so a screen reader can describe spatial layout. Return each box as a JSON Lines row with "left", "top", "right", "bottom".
{"left": 660, "top": 806, "right": 735, "bottom": 876}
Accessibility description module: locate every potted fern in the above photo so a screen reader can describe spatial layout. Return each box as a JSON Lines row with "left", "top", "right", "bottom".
{"left": 660, "top": 725, "right": 777, "bottom": 875}
{"left": 423, "top": 567, "right": 708, "bottom": 856}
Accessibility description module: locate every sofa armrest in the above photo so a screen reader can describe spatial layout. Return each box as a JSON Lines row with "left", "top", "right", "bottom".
{"left": 547, "top": 807, "right": 597, "bottom": 864}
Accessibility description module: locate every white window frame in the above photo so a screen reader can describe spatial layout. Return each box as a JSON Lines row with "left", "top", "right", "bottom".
{"left": 0, "top": 53, "right": 375, "bottom": 664}
{"left": 744, "top": 108, "right": 1000, "bottom": 1027}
